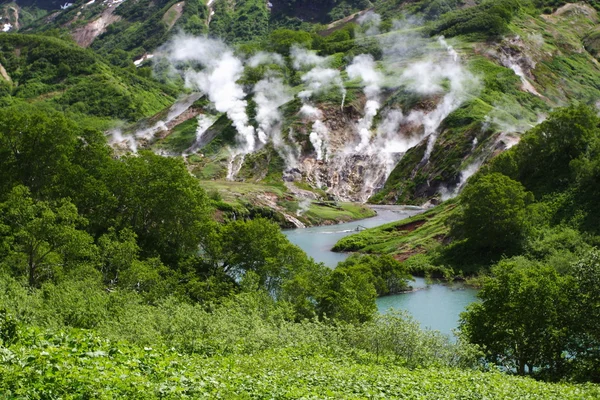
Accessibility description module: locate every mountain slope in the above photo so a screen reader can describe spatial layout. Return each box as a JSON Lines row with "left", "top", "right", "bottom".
{"left": 144, "top": 2, "right": 600, "bottom": 207}
{"left": 4, "top": 0, "right": 600, "bottom": 211}
{"left": 0, "top": 33, "right": 175, "bottom": 123}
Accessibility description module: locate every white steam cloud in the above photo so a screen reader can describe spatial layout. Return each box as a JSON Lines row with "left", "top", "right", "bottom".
{"left": 300, "top": 105, "right": 329, "bottom": 161}
{"left": 253, "top": 75, "right": 300, "bottom": 168}
{"left": 183, "top": 114, "right": 217, "bottom": 156}
{"left": 247, "top": 51, "right": 285, "bottom": 68}
{"left": 357, "top": 11, "right": 382, "bottom": 36}
{"left": 321, "top": 29, "right": 480, "bottom": 202}
{"left": 292, "top": 46, "right": 347, "bottom": 109}
{"left": 109, "top": 17, "right": 484, "bottom": 203}
{"left": 399, "top": 36, "right": 479, "bottom": 162}
{"left": 347, "top": 54, "right": 383, "bottom": 151}
{"left": 163, "top": 36, "right": 256, "bottom": 179}
{"left": 109, "top": 93, "right": 202, "bottom": 154}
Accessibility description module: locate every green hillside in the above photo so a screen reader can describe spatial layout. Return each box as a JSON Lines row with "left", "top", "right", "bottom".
{"left": 0, "top": 33, "right": 175, "bottom": 124}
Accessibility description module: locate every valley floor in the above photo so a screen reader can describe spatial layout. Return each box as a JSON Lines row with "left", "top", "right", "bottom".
{"left": 202, "top": 180, "right": 376, "bottom": 228}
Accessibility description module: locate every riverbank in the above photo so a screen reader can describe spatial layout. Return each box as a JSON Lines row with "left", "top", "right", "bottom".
{"left": 282, "top": 206, "right": 480, "bottom": 337}
{"left": 201, "top": 180, "right": 377, "bottom": 228}
{"left": 331, "top": 201, "right": 454, "bottom": 255}
{"left": 284, "top": 205, "right": 425, "bottom": 266}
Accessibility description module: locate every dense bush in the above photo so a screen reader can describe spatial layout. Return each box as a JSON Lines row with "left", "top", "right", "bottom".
{"left": 431, "top": 0, "right": 521, "bottom": 38}
{"left": 0, "top": 34, "right": 174, "bottom": 120}
{"left": 336, "top": 254, "right": 412, "bottom": 296}
{"left": 461, "top": 250, "right": 600, "bottom": 382}
{"left": 449, "top": 173, "right": 533, "bottom": 255}
{"left": 0, "top": 278, "right": 596, "bottom": 398}
{"left": 210, "top": 0, "right": 269, "bottom": 43}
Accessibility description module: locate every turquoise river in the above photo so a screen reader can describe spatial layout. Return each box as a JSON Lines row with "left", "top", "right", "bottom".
{"left": 284, "top": 205, "right": 478, "bottom": 337}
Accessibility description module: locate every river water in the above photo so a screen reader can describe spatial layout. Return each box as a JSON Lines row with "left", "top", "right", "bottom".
{"left": 283, "top": 205, "right": 478, "bottom": 337}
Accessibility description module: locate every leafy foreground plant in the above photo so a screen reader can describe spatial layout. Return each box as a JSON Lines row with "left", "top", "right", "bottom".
{"left": 0, "top": 326, "right": 598, "bottom": 399}
{"left": 0, "top": 279, "right": 597, "bottom": 398}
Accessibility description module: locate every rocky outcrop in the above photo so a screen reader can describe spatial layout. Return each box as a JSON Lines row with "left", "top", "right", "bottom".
{"left": 71, "top": 4, "right": 122, "bottom": 47}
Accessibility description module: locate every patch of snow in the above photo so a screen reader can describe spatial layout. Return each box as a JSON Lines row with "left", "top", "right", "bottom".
{"left": 85, "top": 0, "right": 95, "bottom": 5}
{"left": 60, "top": 2, "right": 74, "bottom": 9}
{"left": 2, "top": 23, "right": 12, "bottom": 32}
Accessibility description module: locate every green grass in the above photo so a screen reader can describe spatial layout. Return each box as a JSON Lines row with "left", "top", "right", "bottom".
{"left": 154, "top": 117, "right": 199, "bottom": 154}
{"left": 2, "top": 326, "right": 598, "bottom": 399}
{"left": 199, "top": 180, "right": 287, "bottom": 200}
{"left": 333, "top": 201, "right": 456, "bottom": 255}
{"left": 303, "top": 202, "right": 376, "bottom": 225}
{"left": 198, "top": 181, "right": 375, "bottom": 227}
{"left": 293, "top": 181, "right": 328, "bottom": 198}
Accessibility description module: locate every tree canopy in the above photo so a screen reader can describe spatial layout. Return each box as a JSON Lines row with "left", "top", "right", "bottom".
{"left": 450, "top": 172, "right": 532, "bottom": 254}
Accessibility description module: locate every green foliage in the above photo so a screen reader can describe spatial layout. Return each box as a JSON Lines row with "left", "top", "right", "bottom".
{"left": 460, "top": 257, "right": 571, "bottom": 377}
{"left": 0, "top": 34, "right": 174, "bottom": 120}
{"left": 59, "top": 74, "right": 144, "bottom": 120}
{"left": 333, "top": 203, "right": 453, "bottom": 259}
{"left": 89, "top": 0, "right": 208, "bottom": 56}
{"left": 199, "top": 218, "right": 322, "bottom": 299}
{"left": 461, "top": 250, "right": 600, "bottom": 382}
{"left": 154, "top": 116, "right": 199, "bottom": 153}
{"left": 210, "top": 0, "right": 269, "bottom": 43}
{"left": 269, "top": 28, "right": 314, "bottom": 55}
{"left": 568, "top": 250, "right": 600, "bottom": 382}
{"left": 483, "top": 104, "right": 600, "bottom": 236}
{"left": 491, "top": 105, "right": 600, "bottom": 196}
{"left": 102, "top": 151, "right": 210, "bottom": 265}
{"left": 318, "top": 266, "right": 377, "bottom": 323}
{"left": 271, "top": 0, "right": 371, "bottom": 25}
{"left": 450, "top": 173, "right": 533, "bottom": 255}
{"left": 0, "top": 289, "right": 596, "bottom": 398}
{"left": 0, "top": 308, "right": 18, "bottom": 346}
{"left": 0, "top": 186, "right": 94, "bottom": 287}
{"left": 432, "top": 0, "right": 521, "bottom": 38}
{"left": 0, "top": 104, "right": 79, "bottom": 197}
{"left": 336, "top": 254, "right": 412, "bottom": 296}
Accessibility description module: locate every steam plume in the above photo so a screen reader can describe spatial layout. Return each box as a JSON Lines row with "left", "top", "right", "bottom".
{"left": 300, "top": 105, "right": 329, "bottom": 161}
{"left": 347, "top": 54, "right": 383, "bottom": 151}
{"left": 163, "top": 36, "right": 256, "bottom": 179}
{"left": 253, "top": 75, "right": 299, "bottom": 168}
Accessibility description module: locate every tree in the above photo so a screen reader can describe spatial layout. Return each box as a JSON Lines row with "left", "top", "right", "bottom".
{"left": 317, "top": 267, "right": 377, "bottom": 324}
{"left": 200, "top": 218, "right": 317, "bottom": 296}
{"left": 269, "top": 29, "right": 313, "bottom": 55}
{"left": 102, "top": 151, "right": 210, "bottom": 266}
{"left": 0, "top": 186, "right": 95, "bottom": 287}
{"left": 97, "top": 228, "right": 139, "bottom": 284}
{"left": 450, "top": 172, "right": 532, "bottom": 254}
{"left": 514, "top": 104, "right": 599, "bottom": 195}
{"left": 460, "top": 257, "right": 571, "bottom": 376}
{"left": 0, "top": 104, "right": 78, "bottom": 199}
{"left": 336, "top": 254, "right": 412, "bottom": 296}
{"left": 568, "top": 250, "right": 600, "bottom": 382}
